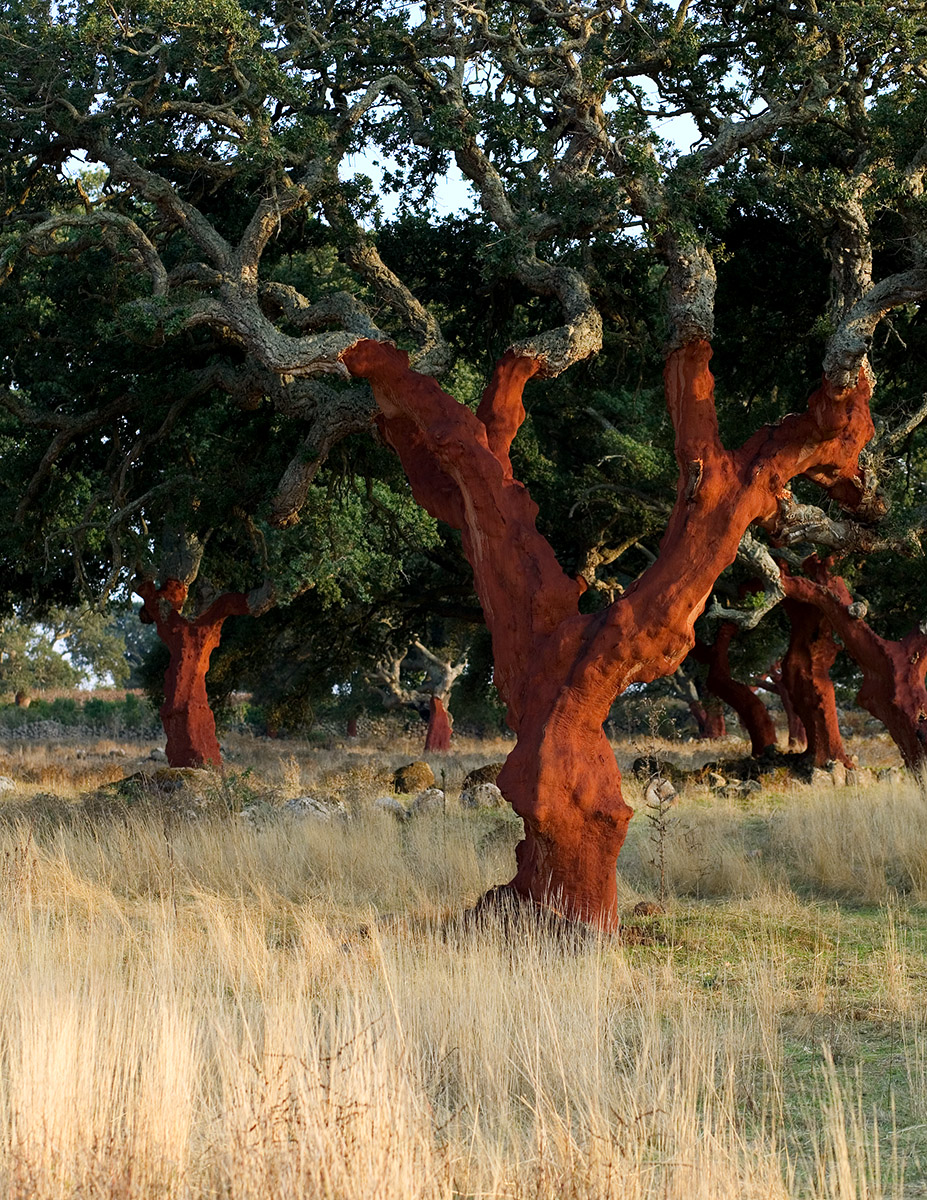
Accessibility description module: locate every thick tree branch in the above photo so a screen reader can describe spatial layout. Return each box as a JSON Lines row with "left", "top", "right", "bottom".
{"left": 0, "top": 210, "right": 168, "bottom": 294}
{"left": 824, "top": 267, "right": 927, "bottom": 389}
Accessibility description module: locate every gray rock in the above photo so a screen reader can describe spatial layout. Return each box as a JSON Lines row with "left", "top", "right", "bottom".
{"left": 148, "top": 748, "right": 168, "bottom": 762}
{"left": 409, "top": 787, "right": 445, "bottom": 815}
{"left": 284, "top": 795, "right": 348, "bottom": 821}
{"left": 239, "top": 801, "right": 278, "bottom": 827}
{"left": 0, "top": 776, "right": 15, "bottom": 793}
{"left": 459, "top": 782, "right": 506, "bottom": 809}
{"left": 645, "top": 777, "right": 678, "bottom": 808}
{"left": 374, "top": 795, "right": 408, "bottom": 818}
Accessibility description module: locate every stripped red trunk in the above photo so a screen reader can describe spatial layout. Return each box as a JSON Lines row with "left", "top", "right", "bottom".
{"left": 758, "top": 662, "right": 807, "bottom": 751}
{"left": 423, "top": 695, "right": 452, "bottom": 752}
{"left": 692, "top": 623, "right": 777, "bottom": 754}
{"left": 347, "top": 716, "right": 359, "bottom": 738}
{"left": 689, "top": 697, "right": 726, "bottom": 739}
{"left": 780, "top": 590, "right": 851, "bottom": 767}
{"left": 781, "top": 559, "right": 927, "bottom": 770}
{"left": 137, "top": 579, "right": 251, "bottom": 768}
{"left": 343, "top": 339, "right": 873, "bottom": 927}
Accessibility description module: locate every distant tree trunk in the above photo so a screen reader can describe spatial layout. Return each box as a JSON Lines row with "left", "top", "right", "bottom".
{"left": 371, "top": 638, "right": 467, "bottom": 754}
{"left": 781, "top": 588, "right": 852, "bottom": 768}
{"left": 758, "top": 662, "right": 807, "bottom": 752}
{"left": 136, "top": 579, "right": 253, "bottom": 768}
{"left": 343, "top": 337, "right": 874, "bottom": 928}
{"left": 689, "top": 697, "right": 726, "bottom": 739}
{"left": 781, "top": 558, "right": 927, "bottom": 771}
{"left": 779, "top": 677, "right": 808, "bottom": 752}
{"left": 423, "top": 695, "right": 453, "bottom": 751}
{"left": 692, "top": 623, "right": 777, "bottom": 755}
{"left": 347, "top": 716, "right": 358, "bottom": 738}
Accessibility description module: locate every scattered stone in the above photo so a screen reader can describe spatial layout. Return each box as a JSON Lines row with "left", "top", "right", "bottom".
{"left": 708, "top": 772, "right": 727, "bottom": 791}
{"left": 283, "top": 795, "right": 348, "bottom": 821}
{"left": 108, "top": 748, "right": 128, "bottom": 758}
{"left": 460, "top": 781, "right": 506, "bottom": 809}
{"left": 408, "top": 787, "right": 445, "bottom": 815}
{"left": 0, "top": 776, "right": 15, "bottom": 793}
{"left": 720, "top": 777, "right": 763, "bottom": 798}
{"left": 644, "top": 777, "right": 677, "bottom": 808}
{"left": 393, "top": 761, "right": 435, "bottom": 794}
{"left": 632, "top": 900, "right": 664, "bottom": 917}
{"left": 148, "top": 748, "right": 168, "bottom": 762}
{"left": 807, "top": 760, "right": 850, "bottom": 789}
{"left": 374, "top": 795, "right": 408, "bottom": 818}
{"left": 462, "top": 762, "right": 506, "bottom": 789}
{"left": 877, "top": 766, "right": 905, "bottom": 784}
{"left": 239, "top": 800, "right": 278, "bottom": 828}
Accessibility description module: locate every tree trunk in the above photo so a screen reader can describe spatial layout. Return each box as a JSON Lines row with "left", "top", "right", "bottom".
{"left": 779, "top": 677, "right": 808, "bottom": 753}
{"left": 688, "top": 697, "right": 726, "bottom": 739}
{"left": 692, "top": 623, "right": 777, "bottom": 754}
{"left": 342, "top": 339, "right": 874, "bottom": 928}
{"left": 347, "top": 716, "right": 358, "bottom": 738}
{"left": 758, "top": 662, "right": 807, "bottom": 751}
{"left": 423, "top": 695, "right": 452, "bottom": 752}
{"left": 137, "top": 579, "right": 251, "bottom": 768}
{"left": 781, "top": 592, "right": 852, "bottom": 768}
{"left": 781, "top": 559, "right": 927, "bottom": 771}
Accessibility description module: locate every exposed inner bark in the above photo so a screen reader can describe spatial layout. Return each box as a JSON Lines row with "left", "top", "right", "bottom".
{"left": 781, "top": 558, "right": 927, "bottom": 771}
{"left": 342, "top": 338, "right": 874, "bottom": 928}
{"left": 780, "top": 588, "right": 852, "bottom": 768}
{"left": 689, "top": 695, "right": 727, "bottom": 740}
{"left": 691, "top": 623, "right": 777, "bottom": 755}
{"left": 137, "top": 578, "right": 252, "bottom": 768}
{"left": 424, "top": 695, "right": 453, "bottom": 752}
{"left": 758, "top": 662, "right": 808, "bottom": 752}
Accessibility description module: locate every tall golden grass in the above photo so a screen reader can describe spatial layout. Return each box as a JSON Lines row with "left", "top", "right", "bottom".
{"left": 0, "top": 746, "right": 923, "bottom": 1197}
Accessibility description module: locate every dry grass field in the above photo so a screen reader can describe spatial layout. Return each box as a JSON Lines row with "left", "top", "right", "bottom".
{"left": 0, "top": 729, "right": 924, "bottom": 1198}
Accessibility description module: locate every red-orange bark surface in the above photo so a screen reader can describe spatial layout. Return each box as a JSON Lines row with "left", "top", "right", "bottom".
{"left": 424, "top": 695, "right": 453, "bottom": 752}
{"left": 780, "top": 589, "right": 852, "bottom": 767}
{"left": 342, "top": 338, "right": 874, "bottom": 928}
{"left": 759, "top": 662, "right": 808, "bottom": 752}
{"left": 781, "top": 559, "right": 927, "bottom": 770}
{"left": 137, "top": 579, "right": 251, "bottom": 768}
{"left": 689, "top": 697, "right": 726, "bottom": 739}
{"left": 692, "top": 624, "right": 777, "bottom": 754}
{"left": 347, "top": 716, "right": 359, "bottom": 738}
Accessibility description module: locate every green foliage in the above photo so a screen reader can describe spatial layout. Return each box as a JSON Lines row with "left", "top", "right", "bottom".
{"left": 0, "top": 693, "right": 159, "bottom": 734}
